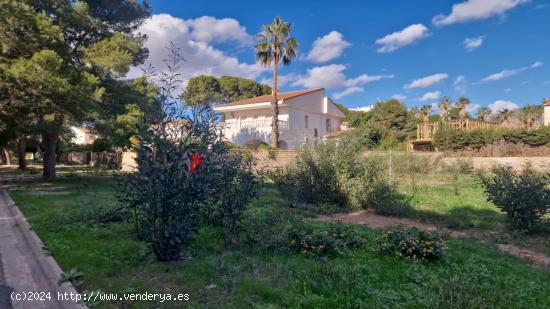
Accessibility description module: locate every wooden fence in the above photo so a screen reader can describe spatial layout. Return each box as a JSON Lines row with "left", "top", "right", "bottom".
{"left": 416, "top": 119, "right": 500, "bottom": 141}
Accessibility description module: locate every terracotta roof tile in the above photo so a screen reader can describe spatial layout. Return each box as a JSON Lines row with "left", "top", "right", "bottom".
{"left": 216, "top": 88, "right": 324, "bottom": 107}
{"left": 545, "top": 98, "right": 550, "bottom": 106}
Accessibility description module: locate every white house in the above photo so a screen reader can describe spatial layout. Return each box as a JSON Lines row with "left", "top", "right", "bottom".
{"left": 214, "top": 88, "right": 345, "bottom": 149}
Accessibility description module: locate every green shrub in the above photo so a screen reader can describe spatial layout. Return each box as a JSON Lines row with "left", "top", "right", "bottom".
{"left": 379, "top": 225, "right": 447, "bottom": 261}
{"left": 271, "top": 142, "right": 406, "bottom": 213}
{"left": 242, "top": 208, "right": 302, "bottom": 253}
{"left": 289, "top": 222, "right": 366, "bottom": 258}
{"left": 270, "top": 142, "right": 345, "bottom": 206}
{"left": 479, "top": 164, "right": 550, "bottom": 231}
{"left": 116, "top": 51, "right": 258, "bottom": 261}
{"left": 365, "top": 182, "right": 410, "bottom": 216}
{"left": 434, "top": 126, "right": 550, "bottom": 151}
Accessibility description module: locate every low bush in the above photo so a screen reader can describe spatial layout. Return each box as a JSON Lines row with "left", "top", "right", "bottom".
{"left": 479, "top": 164, "right": 550, "bottom": 231}
{"left": 289, "top": 222, "right": 366, "bottom": 258}
{"left": 270, "top": 142, "right": 406, "bottom": 214}
{"left": 379, "top": 225, "right": 447, "bottom": 261}
{"left": 242, "top": 208, "right": 302, "bottom": 253}
{"left": 269, "top": 143, "right": 345, "bottom": 206}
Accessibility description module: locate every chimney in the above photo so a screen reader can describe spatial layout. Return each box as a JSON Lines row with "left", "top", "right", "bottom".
{"left": 544, "top": 98, "right": 550, "bottom": 126}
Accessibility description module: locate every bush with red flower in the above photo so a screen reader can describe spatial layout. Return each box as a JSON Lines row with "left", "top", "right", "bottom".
{"left": 116, "top": 46, "right": 258, "bottom": 261}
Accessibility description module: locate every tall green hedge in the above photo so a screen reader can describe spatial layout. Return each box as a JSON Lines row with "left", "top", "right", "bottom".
{"left": 433, "top": 126, "right": 550, "bottom": 150}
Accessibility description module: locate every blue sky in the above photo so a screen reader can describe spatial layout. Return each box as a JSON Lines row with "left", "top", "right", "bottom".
{"left": 136, "top": 0, "right": 550, "bottom": 113}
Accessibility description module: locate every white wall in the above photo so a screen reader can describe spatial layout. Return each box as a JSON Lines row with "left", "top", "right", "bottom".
{"left": 544, "top": 105, "right": 550, "bottom": 126}
{"left": 221, "top": 107, "right": 290, "bottom": 147}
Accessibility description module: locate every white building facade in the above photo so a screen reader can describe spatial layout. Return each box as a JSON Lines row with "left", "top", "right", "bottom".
{"left": 214, "top": 88, "right": 345, "bottom": 149}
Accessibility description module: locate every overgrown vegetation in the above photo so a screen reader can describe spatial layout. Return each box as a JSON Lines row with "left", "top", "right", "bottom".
{"left": 7, "top": 175, "right": 550, "bottom": 308}
{"left": 379, "top": 225, "right": 447, "bottom": 261}
{"left": 270, "top": 142, "right": 407, "bottom": 214}
{"left": 289, "top": 222, "right": 366, "bottom": 258}
{"left": 115, "top": 46, "right": 258, "bottom": 261}
{"left": 479, "top": 164, "right": 550, "bottom": 232}
{"left": 433, "top": 126, "right": 550, "bottom": 151}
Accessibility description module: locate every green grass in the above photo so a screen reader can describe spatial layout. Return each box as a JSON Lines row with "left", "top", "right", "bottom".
{"left": 6, "top": 173, "right": 550, "bottom": 308}
{"left": 395, "top": 171, "right": 505, "bottom": 230}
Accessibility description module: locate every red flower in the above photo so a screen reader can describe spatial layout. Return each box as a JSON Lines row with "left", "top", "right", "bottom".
{"left": 189, "top": 153, "right": 205, "bottom": 173}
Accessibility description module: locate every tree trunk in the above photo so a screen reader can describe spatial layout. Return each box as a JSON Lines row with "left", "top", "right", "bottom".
{"left": 42, "top": 132, "right": 58, "bottom": 180}
{"left": 42, "top": 113, "right": 63, "bottom": 181}
{"left": 271, "top": 61, "right": 279, "bottom": 148}
{"left": 1, "top": 148, "right": 10, "bottom": 165}
{"left": 17, "top": 136, "right": 27, "bottom": 170}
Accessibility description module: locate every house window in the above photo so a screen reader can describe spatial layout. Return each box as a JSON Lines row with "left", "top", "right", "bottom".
{"left": 305, "top": 115, "right": 309, "bottom": 128}
{"left": 326, "top": 119, "right": 331, "bottom": 132}
{"left": 314, "top": 128, "right": 318, "bottom": 138}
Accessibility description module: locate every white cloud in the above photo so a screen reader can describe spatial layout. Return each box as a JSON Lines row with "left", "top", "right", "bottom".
{"left": 482, "top": 68, "right": 522, "bottom": 82}
{"left": 184, "top": 16, "right": 250, "bottom": 44}
{"left": 404, "top": 73, "right": 448, "bottom": 89}
{"left": 505, "top": 88, "right": 512, "bottom": 92}
{"left": 481, "top": 61, "right": 542, "bottom": 83}
{"left": 463, "top": 36, "right": 485, "bottom": 51}
{"left": 531, "top": 61, "right": 543, "bottom": 68}
{"left": 433, "top": 0, "right": 529, "bottom": 26}
{"left": 453, "top": 75, "right": 467, "bottom": 93}
{"left": 488, "top": 100, "right": 519, "bottom": 113}
{"left": 291, "top": 64, "right": 394, "bottom": 89}
{"left": 334, "top": 86, "right": 363, "bottom": 99}
{"left": 375, "top": 24, "right": 430, "bottom": 53}
{"left": 305, "top": 31, "right": 351, "bottom": 63}
{"left": 467, "top": 103, "right": 481, "bottom": 113}
{"left": 419, "top": 91, "right": 441, "bottom": 101}
{"left": 126, "top": 14, "right": 265, "bottom": 83}
{"left": 350, "top": 105, "right": 374, "bottom": 112}
{"left": 392, "top": 94, "right": 407, "bottom": 101}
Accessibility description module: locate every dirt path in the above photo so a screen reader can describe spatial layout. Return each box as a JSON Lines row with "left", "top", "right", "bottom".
{"left": 0, "top": 188, "right": 86, "bottom": 309}
{"left": 318, "top": 210, "right": 550, "bottom": 268}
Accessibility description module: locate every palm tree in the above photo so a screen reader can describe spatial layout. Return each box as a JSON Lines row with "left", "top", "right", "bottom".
{"left": 410, "top": 106, "right": 420, "bottom": 119}
{"left": 255, "top": 17, "right": 299, "bottom": 147}
{"left": 499, "top": 109, "right": 513, "bottom": 123}
{"left": 438, "top": 96, "right": 452, "bottom": 121}
{"left": 421, "top": 105, "right": 431, "bottom": 123}
{"left": 457, "top": 97, "right": 470, "bottom": 120}
{"left": 477, "top": 106, "right": 491, "bottom": 121}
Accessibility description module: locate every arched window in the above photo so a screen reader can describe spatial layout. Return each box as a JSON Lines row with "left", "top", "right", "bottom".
{"left": 326, "top": 119, "right": 331, "bottom": 132}
{"left": 305, "top": 115, "right": 309, "bottom": 128}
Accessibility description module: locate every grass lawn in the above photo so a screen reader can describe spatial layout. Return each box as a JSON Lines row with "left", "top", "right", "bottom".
{"left": 396, "top": 171, "right": 505, "bottom": 230}
{"left": 6, "top": 173, "right": 550, "bottom": 308}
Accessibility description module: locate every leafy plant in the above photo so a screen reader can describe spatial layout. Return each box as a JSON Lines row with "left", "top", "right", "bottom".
{"left": 59, "top": 268, "right": 84, "bottom": 287}
{"left": 379, "top": 225, "right": 447, "bottom": 261}
{"left": 289, "top": 222, "right": 366, "bottom": 258}
{"left": 270, "top": 141, "right": 406, "bottom": 214}
{"left": 479, "top": 164, "right": 550, "bottom": 231}
{"left": 242, "top": 207, "right": 302, "bottom": 253}
{"left": 116, "top": 45, "right": 257, "bottom": 261}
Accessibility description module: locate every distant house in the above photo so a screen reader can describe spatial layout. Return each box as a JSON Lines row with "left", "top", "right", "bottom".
{"left": 544, "top": 98, "right": 550, "bottom": 126}
{"left": 70, "top": 126, "right": 98, "bottom": 145}
{"left": 214, "top": 88, "right": 345, "bottom": 150}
